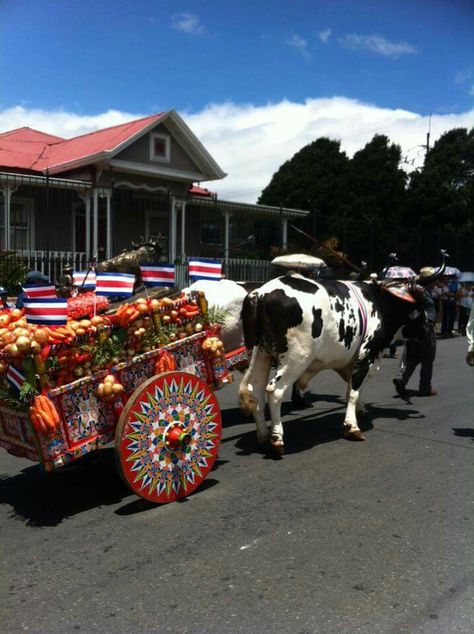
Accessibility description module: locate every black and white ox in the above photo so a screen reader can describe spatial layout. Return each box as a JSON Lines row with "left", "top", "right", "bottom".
{"left": 239, "top": 256, "right": 446, "bottom": 454}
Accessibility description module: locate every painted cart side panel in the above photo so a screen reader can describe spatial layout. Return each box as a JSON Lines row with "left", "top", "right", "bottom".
{"left": 0, "top": 331, "right": 231, "bottom": 472}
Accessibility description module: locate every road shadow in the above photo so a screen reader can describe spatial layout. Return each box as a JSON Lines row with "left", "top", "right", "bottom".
{"left": 234, "top": 400, "right": 424, "bottom": 458}
{"left": 0, "top": 448, "right": 131, "bottom": 527}
{"left": 0, "top": 448, "right": 229, "bottom": 525}
{"left": 221, "top": 392, "right": 345, "bottom": 430}
{"left": 115, "top": 476, "right": 222, "bottom": 516}
{"left": 452, "top": 427, "right": 474, "bottom": 440}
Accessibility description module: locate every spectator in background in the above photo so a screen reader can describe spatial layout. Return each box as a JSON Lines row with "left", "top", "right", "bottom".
{"left": 466, "top": 302, "right": 474, "bottom": 367}
{"left": 440, "top": 275, "right": 458, "bottom": 336}
{"left": 458, "top": 283, "right": 473, "bottom": 336}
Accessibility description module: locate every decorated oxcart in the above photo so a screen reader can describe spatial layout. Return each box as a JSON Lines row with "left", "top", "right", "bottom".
{"left": 0, "top": 289, "right": 238, "bottom": 504}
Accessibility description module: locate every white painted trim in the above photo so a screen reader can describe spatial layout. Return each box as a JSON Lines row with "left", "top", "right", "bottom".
{"left": 113, "top": 180, "right": 168, "bottom": 194}
{"left": 109, "top": 159, "right": 207, "bottom": 182}
{"left": 149, "top": 132, "right": 171, "bottom": 163}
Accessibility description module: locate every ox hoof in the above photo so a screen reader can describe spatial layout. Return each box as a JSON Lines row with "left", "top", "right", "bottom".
{"left": 344, "top": 429, "right": 366, "bottom": 441}
{"left": 270, "top": 436, "right": 285, "bottom": 457}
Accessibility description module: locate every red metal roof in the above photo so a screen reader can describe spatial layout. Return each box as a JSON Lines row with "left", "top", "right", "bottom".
{"left": 188, "top": 185, "right": 216, "bottom": 197}
{"left": 0, "top": 113, "right": 166, "bottom": 174}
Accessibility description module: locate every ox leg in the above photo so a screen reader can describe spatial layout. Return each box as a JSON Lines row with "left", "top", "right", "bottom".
{"left": 239, "top": 348, "right": 272, "bottom": 446}
{"left": 266, "top": 359, "right": 311, "bottom": 455}
{"left": 336, "top": 367, "right": 366, "bottom": 441}
{"left": 291, "top": 365, "right": 321, "bottom": 409}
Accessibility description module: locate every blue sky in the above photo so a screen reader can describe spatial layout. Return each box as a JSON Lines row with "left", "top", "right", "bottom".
{"left": 1, "top": 0, "right": 473, "bottom": 201}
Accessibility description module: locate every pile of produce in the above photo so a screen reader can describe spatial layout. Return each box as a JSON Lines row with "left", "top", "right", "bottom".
{"left": 0, "top": 290, "right": 213, "bottom": 398}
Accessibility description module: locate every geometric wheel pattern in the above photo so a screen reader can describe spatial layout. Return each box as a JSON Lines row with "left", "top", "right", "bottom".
{"left": 115, "top": 372, "right": 222, "bottom": 503}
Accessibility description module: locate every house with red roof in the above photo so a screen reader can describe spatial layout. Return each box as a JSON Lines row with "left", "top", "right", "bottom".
{"left": 0, "top": 111, "right": 308, "bottom": 275}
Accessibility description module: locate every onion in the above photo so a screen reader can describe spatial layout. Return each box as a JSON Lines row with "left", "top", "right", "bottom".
{"left": 34, "top": 328, "right": 49, "bottom": 344}
{"left": 16, "top": 335, "right": 32, "bottom": 353}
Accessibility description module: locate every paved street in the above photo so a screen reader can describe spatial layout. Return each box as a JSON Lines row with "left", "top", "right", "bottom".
{"left": 1, "top": 336, "right": 473, "bottom": 633}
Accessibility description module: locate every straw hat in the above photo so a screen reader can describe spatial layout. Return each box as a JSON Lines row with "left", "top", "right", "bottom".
{"left": 418, "top": 266, "right": 436, "bottom": 279}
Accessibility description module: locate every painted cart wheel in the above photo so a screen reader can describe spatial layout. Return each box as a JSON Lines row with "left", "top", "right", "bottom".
{"left": 115, "top": 372, "right": 222, "bottom": 504}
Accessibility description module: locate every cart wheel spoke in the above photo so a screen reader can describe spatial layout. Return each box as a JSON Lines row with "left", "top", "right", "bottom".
{"left": 115, "top": 372, "right": 222, "bottom": 504}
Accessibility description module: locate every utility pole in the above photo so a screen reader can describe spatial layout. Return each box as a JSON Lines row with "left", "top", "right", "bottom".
{"left": 424, "top": 114, "right": 432, "bottom": 159}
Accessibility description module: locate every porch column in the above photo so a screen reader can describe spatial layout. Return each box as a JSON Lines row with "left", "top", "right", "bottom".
{"left": 1, "top": 184, "right": 13, "bottom": 250}
{"left": 170, "top": 197, "right": 178, "bottom": 263}
{"left": 282, "top": 215, "right": 288, "bottom": 251}
{"left": 84, "top": 192, "right": 91, "bottom": 261}
{"left": 104, "top": 190, "right": 112, "bottom": 259}
{"left": 180, "top": 199, "right": 187, "bottom": 259}
{"left": 92, "top": 188, "right": 99, "bottom": 261}
{"left": 223, "top": 210, "right": 232, "bottom": 262}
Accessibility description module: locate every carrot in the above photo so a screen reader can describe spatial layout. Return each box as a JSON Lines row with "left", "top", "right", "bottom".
{"left": 30, "top": 411, "right": 48, "bottom": 435}
{"left": 38, "top": 395, "right": 60, "bottom": 427}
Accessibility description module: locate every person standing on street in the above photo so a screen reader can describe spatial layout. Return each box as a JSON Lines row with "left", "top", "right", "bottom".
{"left": 393, "top": 267, "right": 438, "bottom": 397}
{"left": 466, "top": 302, "right": 474, "bottom": 367}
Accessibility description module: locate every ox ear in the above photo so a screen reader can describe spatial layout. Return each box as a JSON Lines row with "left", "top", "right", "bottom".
{"left": 383, "top": 284, "right": 417, "bottom": 303}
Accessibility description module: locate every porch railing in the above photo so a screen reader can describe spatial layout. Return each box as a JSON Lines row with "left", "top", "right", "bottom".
{"left": 15, "top": 250, "right": 87, "bottom": 281}
{"left": 13, "top": 251, "right": 272, "bottom": 289}
{"left": 175, "top": 258, "right": 273, "bottom": 289}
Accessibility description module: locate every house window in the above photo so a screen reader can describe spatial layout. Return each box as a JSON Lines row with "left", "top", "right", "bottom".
{"left": 0, "top": 197, "right": 34, "bottom": 251}
{"left": 149, "top": 133, "right": 170, "bottom": 163}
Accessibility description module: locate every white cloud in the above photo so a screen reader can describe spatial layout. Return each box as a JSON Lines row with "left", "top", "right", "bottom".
{"left": 339, "top": 34, "right": 417, "bottom": 58}
{"left": 1, "top": 99, "right": 473, "bottom": 204}
{"left": 287, "top": 34, "right": 311, "bottom": 59}
{"left": 171, "top": 13, "right": 206, "bottom": 35}
{"left": 319, "top": 28, "right": 332, "bottom": 43}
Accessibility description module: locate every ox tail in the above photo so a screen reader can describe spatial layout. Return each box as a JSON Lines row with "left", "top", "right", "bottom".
{"left": 238, "top": 380, "right": 258, "bottom": 416}
{"left": 240, "top": 293, "right": 260, "bottom": 415}
{"left": 241, "top": 291, "right": 260, "bottom": 350}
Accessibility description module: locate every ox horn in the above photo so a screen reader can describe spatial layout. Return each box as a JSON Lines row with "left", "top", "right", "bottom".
{"left": 417, "top": 249, "right": 448, "bottom": 287}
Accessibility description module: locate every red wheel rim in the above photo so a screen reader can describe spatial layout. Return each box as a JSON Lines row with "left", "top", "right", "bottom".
{"left": 116, "top": 372, "right": 222, "bottom": 503}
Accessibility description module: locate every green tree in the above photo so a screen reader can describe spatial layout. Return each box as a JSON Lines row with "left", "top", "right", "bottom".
{"left": 258, "top": 137, "right": 351, "bottom": 217}
{"left": 404, "top": 127, "right": 474, "bottom": 232}
{"left": 347, "top": 134, "right": 407, "bottom": 222}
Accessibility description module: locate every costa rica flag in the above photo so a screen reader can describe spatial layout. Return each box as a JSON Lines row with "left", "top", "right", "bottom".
{"left": 140, "top": 264, "right": 175, "bottom": 287}
{"left": 96, "top": 272, "right": 135, "bottom": 297}
{"left": 73, "top": 271, "right": 96, "bottom": 289}
{"left": 22, "top": 284, "right": 57, "bottom": 299}
{"left": 24, "top": 298, "right": 68, "bottom": 326}
{"left": 188, "top": 258, "right": 222, "bottom": 281}
{"left": 6, "top": 364, "right": 26, "bottom": 393}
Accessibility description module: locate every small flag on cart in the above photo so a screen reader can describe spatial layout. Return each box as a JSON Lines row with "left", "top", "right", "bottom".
{"left": 24, "top": 298, "right": 68, "bottom": 326}
{"left": 188, "top": 258, "right": 222, "bottom": 281}
{"left": 6, "top": 364, "right": 26, "bottom": 392}
{"left": 140, "top": 264, "right": 175, "bottom": 287}
{"left": 96, "top": 272, "right": 135, "bottom": 297}
{"left": 73, "top": 270, "right": 96, "bottom": 289}
{"left": 22, "top": 284, "right": 57, "bottom": 299}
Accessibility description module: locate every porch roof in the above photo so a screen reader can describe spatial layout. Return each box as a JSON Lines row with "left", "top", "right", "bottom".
{"left": 0, "top": 170, "right": 92, "bottom": 191}
{"left": 186, "top": 195, "right": 309, "bottom": 218}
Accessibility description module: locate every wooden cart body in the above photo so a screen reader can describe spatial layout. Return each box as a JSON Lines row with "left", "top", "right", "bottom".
{"left": 0, "top": 331, "right": 234, "bottom": 480}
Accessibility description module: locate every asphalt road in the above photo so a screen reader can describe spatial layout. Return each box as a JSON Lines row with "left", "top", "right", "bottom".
{"left": 1, "top": 337, "right": 473, "bottom": 633}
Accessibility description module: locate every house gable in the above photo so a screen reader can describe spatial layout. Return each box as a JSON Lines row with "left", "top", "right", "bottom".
{"left": 114, "top": 121, "right": 202, "bottom": 177}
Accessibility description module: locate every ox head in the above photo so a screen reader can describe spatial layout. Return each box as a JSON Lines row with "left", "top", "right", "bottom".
{"left": 381, "top": 249, "right": 447, "bottom": 304}
{"left": 378, "top": 250, "right": 447, "bottom": 339}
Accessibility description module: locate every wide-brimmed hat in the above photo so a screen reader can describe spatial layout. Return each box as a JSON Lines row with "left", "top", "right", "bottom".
{"left": 418, "top": 266, "right": 436, "bottom": 279}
